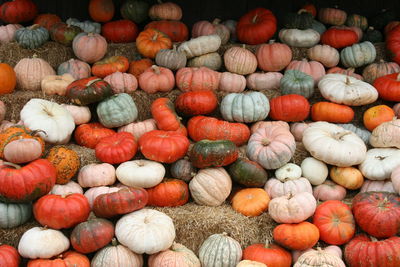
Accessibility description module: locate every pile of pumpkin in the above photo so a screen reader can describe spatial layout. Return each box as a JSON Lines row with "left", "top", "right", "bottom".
{"left": 2, "top": 0, "right": 400, "bottom": 267}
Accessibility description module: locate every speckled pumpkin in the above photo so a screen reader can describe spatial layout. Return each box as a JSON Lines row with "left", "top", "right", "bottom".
{"left": 46, "top": 146, "right": 80, "bottom": 185}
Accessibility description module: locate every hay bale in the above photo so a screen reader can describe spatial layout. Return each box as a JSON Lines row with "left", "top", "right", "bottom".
{"left": 154, "top": 202, "right": 276, "bottom": 254}
{"left": 292, "top": 142, "right": 310, "bottom": 165}
{"left": 105, "top": 43, "right": 140, "bottom": 62}
{"left": 0, "top": 220, "right": 41, "bottom": 248}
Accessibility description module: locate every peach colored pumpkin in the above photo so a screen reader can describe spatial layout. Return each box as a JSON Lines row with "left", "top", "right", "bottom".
{"left": 192, "top": 19, "right": 230, "bottom": 44}
{"left": 247, "top": 124, "right": 296, "bottom": 170}
{"left": 327, "top": 67, "right": 364, "bottom": 80}
{"left": 61, "top": 104, "right": 91, "bottom": 125}
{"left": 14, "top": 56, "right": 56, "bottom": 91}
{"left": 41, "top": 74, "right": 75, "bottom": 96}
{"left": 256, "top": 41, "right": 292, "bottom": 71}
{"left": 0, "top": 24, "right": 22, "bottom": 43}
{"left": 176, "top": 67, "right": 220, "bottom": 91}
{"left": 318, "top": 7, "right": 347, "bottom": 26}
{"left": 251, "top": 121, "right": 290, "bottom": 134}
{"left": 224, "top": 46, "right": 257, "bottom": 75}
{"left": 286, "top": 59, "right": 326, "bottom": 83}
{"left": 246, "top": 72, "right": 283, "bottom": 91}
{"left": 330, "top": 166, "right": 364, "bottom": 190}
{"left": 362, "top": 60, "right": 400, "bottom": 84}
{"left": 393, "top": 103, "right": 400, "bottom": 117}
{"left": 360, "top": 179, "right": 396, "bottom": 193}
{"left": 78, "top": 163, "right": 116, "bottom": 188}
{"left": 118, "top": 119, "right": 157, "bottom": 140}
{"left": 218, "top": 72, "right": 246, "bottom": 92}
{"left": 104, "top": 71, "right": 138, "bottom": 93}
{"left": 0, "top": 120, "right": 17, "bottom": 131}
{"left": 72, "top": 32, "right": 108, "bottom": 64}
{"left": 313, "top": 180, "right": 347, "bottom": 201}
{"left": 293, "top": 245, "right": 344, "bottom": 262}
{"left": 307, "top": 44, "right": 339, "bottom": 68}
{"left": 237, "top": 260, "right": 267, "bottom": 267}
{"left": 148, "top": 242, "right": 200, "bottom": 267}
{"left": 391, "top": 165, "right": 400, "bottom": 194}
{"left": 369, "top": 119, "right": 400, "bottom": 149}
{"left": 268, "top": 191, "right": 317, "bottom": 223}
{"left": 3, "top": 138, "right": 43, "bottom": 164}
{"left": 0, "top": 100, "right": 6, "bottom": 122}
{"left": 264, "top": 177, "right": 312, "bottom": 199}
{"left": 139, "top": 65, "right": 175, "bottom": 93}
{"left": 50, "top": 181, "right": 83, "bottom": 195}
{"left": 290, "top": 122, "right": 312, "bottom": 142}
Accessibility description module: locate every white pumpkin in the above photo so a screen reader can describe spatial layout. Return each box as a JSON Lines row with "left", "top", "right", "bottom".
{"left": 302, "top": 122, "right": 367, "bottom": 167}
{"left": 84, "top": 186, "right": 121, "bottom": 209}
{"left": 307, "top": 44, "right": 339, "bottom": 68}
{"left": 279, "top": 29, "right": 320, "bottom": 48}
{"left": 41, "top": 74, "right": 75, "bottom": 96}
{"left": 301, "top": 157, "right": 329, "bottom": 185}
{"left": 115, "top": 209, "right": 175, "bottom": 254}
{"left": 18, "top": 227, "right": 70, "bottom": 259}
{"left": 60, "top": 104, "right": 91, "bottom": 125}
{"left": 237, "top": 260, "right": 267, "bottom": 267}
{"left": 318, "top": 74, "right": 378, "bottom": 106}
{"left": 264, "top": 177, "right": 312, "bottom": 199}
{"left": 359, "top": 148, "right": 400, "bottom": 180}
{"left": 294, "top": 247, "right": 346, "bottom": 267}
{"left": 275, "top": 163, "right": 302, "bottom": 181}
{"left": 77, "top": 163, "right": 116, "bottom": 188}
{"left": 116, "top": 160, "right": 165, "bottom": 188}
{"left": 246, "top": 72, "right": 283, "bottom": 91}
{"left": 20, "top": 99, "right": 75, "bottom": 144}
{"left": 360, "top": 180, "right": 396, "bottom": 193}
{"left": 92, "top": 240, "right": 144, "bottom": 267}
{"left": 369, "top": 119, "right": 400, "bottom": 149}
{"left": 50, "top": 181, "right": 83, "bottom": 195}
{"left": 178, "top": 34, "right": 221, "bottom": 58}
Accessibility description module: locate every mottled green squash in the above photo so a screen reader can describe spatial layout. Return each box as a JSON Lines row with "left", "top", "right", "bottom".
{"left": 190, "top": 140, "right": 239, "bottom": 168}
{"left": 120, "top": 0, "right": 149, "bottom": 24}
{"left": 346, "top": 14, "right": 368, "bottom": 30}
{"left": 340, "top": 41, "right": 376, "bottom": 68}
{"left": 283, "top": 10, "right": 314, "bottom": 30}
{"left": 228, "top": 158, "right": 268, "bottom": 187}
{"left": 97, "top": 93, "right": 138, "bottom": 128}
{"left": 281, "top": 70, "right": 315, "bottom": 98}
{"left": 15, "top": 24, "right": 49, "bottom": 49}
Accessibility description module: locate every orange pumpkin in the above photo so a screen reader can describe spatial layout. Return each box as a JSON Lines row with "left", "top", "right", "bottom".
{"left": 149, "top": 1, "right": 182, "bottom": 21}
{"left": 0, "top": 63, "right": 16, "bottom": 95}
{"left": 128, "top": 57, "right": 153, "bottom": 79}
{"left": 330, "top": 166, "right": 364, "bottom": 190}
{"left": 273, "top": 222, "right": 320, "bottom": 250}
{"left": 136, "top": 28, "right": 172, "bottom": 59}
{"left": 311, "top": 102, "right": 354, "bottom": 123}
{"left": 27, "top": 251, "right": 90, "bottom": 267}
{"left": 176, "top": 67, "right": 220, "bottom": 91}
{"left": 91, "top": 56, "right": 129, "bottom": 78}
{"left": 231, "top": 188, "right": 270, "bottom": 217}
{"left": 363, "top": 105, "right": 395, "bottom": 131}
{"left": 256, "top": 41, "right": 292, "bottom": 71}
{"left": 151, "top": 97, "right": 181, "bottom": 131}
{"left": 46, "top": 146, "right": 80, "bottom": 185}
{"left": 139, "top": 65, "right": 175, "bottom": 93}
{"left": 88, "top": 0, "right": 114, "bottom": 22}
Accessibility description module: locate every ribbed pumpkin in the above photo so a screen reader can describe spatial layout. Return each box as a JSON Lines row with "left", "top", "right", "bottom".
{"left": 88, "top": 0, "right": 114, "bottom": 22}
{"left": 151, "top": 97, "right": 181, "bottom": 131}
{"left": 175, "top": 90, "right": 217, "bottom": 117}
{"left": 57, "top": 59, "right": 91, "bottom": 80}
{"left": 91, "top": 239, "right": 143, "bottom": 266}
{"left": 218, "top": 72, "right": 246, "bottom": 93}
{"left": 95, "top": 132, "right": 138, "bottom": 164}
{"left": 0, "top": 63, "right": 16, "bottom": 95}
{"left": 190, "top": 140, "right": 238, "bottom": 168}
{"left": 280, "top": 70, "right": 314, "bottom": 98}
{"left": 14, "top": 56, "right": 55, "bottom": 91}
{"left": 178, "top": 35, "right": 221, "bottom": 59}
{"left": 188, "top": 52, "right": 222, "bottom": 71}
{"left": 265, "top": 177, "right": 312, "bottom": 199}
{"left": 15, "top": 24, "right": 49, "bottom": 49}
{"left": 46, "top": 146, "right": 80, "bottom": 185}
{"left": 192, "top": 19, "right": 230, "bottom": 45}
{"left": 149, "top": 1, "right": 182, "bottom": 20}
{"left": 321, "top": 27, "right": 358, "bottom": 49}
{"left": 176, "top": 67, "right": 220, "bottom": 92}
{"left": 101, "top": 19, "right": 138, "bottom": 43}
{"left": 243, "top": 241, "right": 291, "bottom": 267}
{"left": 327, "top": 66, "right": 364, "bottom": 80}
{"left": 104, "top": 71, "right": 138, "bottom": 94}
{"left": 34, "top": 13, "right": 62, "bottom": 30}
{"left": 246, "top": 72, "right": 283, "bottom": 91}
{"left": 72, "top": 32, "right": 107, "bottom": 64}
{"left": 139, "top": 65, "right": 175, "bottom": 94}
{"left": 91, "top": 56, "right": 129, "bottom": 78}
{"left": 318, "top": 7, "right": 347, "bottom": 25}
{"left": 66, "top": 18, "right": 101, "bottom": 33}
{"left": 147, "top": 179, "right": 189, "bottom": 207}
{"left": 74, "top": 122, "right": 115, "bottom": 149}
{"left": 199, "top": 233, "right": 242, "bottom": 267}
{"left": 97, "top": 93, "right": 138, "bottom": 128}
{"left": 340, "top": 41, "right": 376, "bottom": 68}
{"left": 0, "top": 202, "right": 31, "bottom": 228}
{"left": 120, "top": 0, "right": 149, "bottom": 24}
{"left": 136, "top": 28, "right": 172, "bottom": 59}
{"left": 273, "top": 222, "right": 319, "bottom": 250}
{"left": 27, "top": 251, "right": 90, "bottom": 267}
{"left": 155, "top": 45, "right": 187, "bottom": 71}
{"left": 269, "top": 94, "right": 310, "bottom": 122}
{"left": 128, "top": 57, "right": 153, "bottom": 79}
{"left": 118, "top": 119, "right": 157, "bottom": 140}
{"left": 286, "top": 59, "right": 325, "bottom": 83}
{"left": 346, "top": 13, "right": 368, "bottom": 30}
{"left": 0, "top": 244, "right": 20, "bottom": 267}
{"left": 0, "top": 24, "right": 22, "bottom": 43}
{"left": 66, "top": 77, "right": 114, "bottom": 106}
{"left": 149, "top": 242, "right": 200, "bottom": 267}
{"left": 232, "top": 188, "right": 270, "bottom": 217}
{"left": 145, "top": 20, "right": 189, "bottom": 42}
{"left": 224, "top": 46, "right": 258, "bottom": 75}
{"left": 362, "top": 60, "right": 400, "bottom": 84}
{"left": 307, "top": 44, "right": 339, "bottom": 68}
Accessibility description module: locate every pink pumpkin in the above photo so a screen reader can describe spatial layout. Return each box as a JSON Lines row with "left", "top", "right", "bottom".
{"left": 61, "top": 104, "right": 91, "bottom": 125}
{"left": 393, "top": 103, "right": 400, "bottom": 117}
{"left": 192, "top": 19, "right": 230, "bottom": 44}
{"left": 251, "top": 121, "right": 290, "bottom": 134}
{"left": 139, "top": 65, "right": 175, "bottom": 93}
{"left": 313, "top": 180, "right": 347, "bottom": 201}
{"left": 4, "top": 138, "right": 43, "bottom": 164}
{"left": 0, "top": 100, "right": 6, "bottom": 122}
{"left": 327, "top": 67, "right": 364, "bottom": 80}
{"left": 176, "top": 67, "right": 220, "bottom": 91}
{"left": 84, "top": 186, "right": 120, "bottom": 209}
{"left": 0, "top": 24, "right": 22, "bottom": 43}
{"left": 256, "top": 41, "right": 292, "bottom": 71}
{"left": 360, "top": 180, "right": 396, "bottom": 193}
{"left": 118, "top": 119, "right": 158, "bottom": 140}
{"left": 246, "top": 72, "right": 283, "bottom": 91}
{"left": 218, "top": 72, "right": 246, "bottom": 92}
{"left": 290, "top": 122, "right": 312, "bottom": 142}
{"left": 78, "top": 163, "right": 116, "bottom": 188}
{"left": 72, "top": 33, "right": 108, "bottom": 64}
{"left": 286, "top": 59, "right": 326, "bottom": 83}
{"left": 104, "top": 71, "right": 138, "bottom": 93}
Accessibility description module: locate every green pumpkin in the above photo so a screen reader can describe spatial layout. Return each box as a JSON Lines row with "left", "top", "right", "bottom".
{"left": 340, "top": 41, "right": 376, "bottom": 68}
{"left": 310, "top": 20, "right": 326, "bottom": 35}
{"left": 121, "top": 0, "right": 150, "bottom": 24}
{"left": 97, "top": 93, "right": 138, "bottom": 128}
{"left": 66, "top": 18, "right": 101, "bottom": 33}
{"left": 228, "top": 158, "right": 268, "bottom": 187}
{"left": 281, "top": 70, "right": 315, "bottom": 98}
{"left": 0, "top": 201, "right": 32, "bottom": 228}
{"left": 369, "top": 9, "right": 396, "bottom": 30}
{"left": 362, "top": 27, "right": 383, "bottom": 43}
{"left": 346, "top": 14, "right": 368, "bottom": 30}
{"left": 283, "top": 10, "right": 314, "bottom": 30}
{"left": 189, "top": 140, "right": 238, "bottom": 168}
{"left": 220, "top": 92, "right": 270, "bottom": 123}
{"left": 15, "top": 24, "right": 49, "bottom": 49}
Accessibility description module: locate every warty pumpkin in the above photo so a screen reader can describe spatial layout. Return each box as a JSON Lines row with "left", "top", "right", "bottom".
{"left": 46, "top": 145, "right": 80, "bottom": 185}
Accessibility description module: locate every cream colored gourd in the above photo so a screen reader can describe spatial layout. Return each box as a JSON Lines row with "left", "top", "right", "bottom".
{"left": 199, "top": 233, "right": 242, "bottom": 267}
{"left": 178, "top": 34, "right": 221, "bottom": 58}
{"left": 92, "top": 239, "right": 143, "bottom": 267}
{"left": 104, "top": 71, "right": 138, "bottom": 93}
{"left": 302, "top": 122, "right": 367, "bottom": 167}
{"left": 275, "top": 163, "right": 302, "bottom": 181}
{"left": 218, "top": 72, "right": 246, "bottom": 92}
{"left": 189, "top": 167, "right": 232, "bottom": 206}
{"left": 307, "top": 44, "right": 339, "bottom": 68}
{"left": 246, "top": 72, "right": 283, "bottom": 91}
{"left": 20, "top": 98, "right": 75, "bottom": 144}
{"left": 118, "top": 119, "right": 158, "bottom": 140}
{"left": 78, "top": 163, "right": 116, "bottom": 188}
{"left": 301, "top": 157, "right": 328, "bottom": 185}
{"left": 237, "top": 260, "right": 267, "bottom": 267}
{"left": 116, "top": 160, "right": 165, "bottom": 188}
{"left": 50, "top": 181, "right": 84, "bottom": 195}
{"left": 318, "top": 74, "right": 378, "bottom": 106}
{"left": 359, "top": 148, "right": 400, "bottom": 180}
{"left": 60, "top": 104, "right": 91, "bottom": 125}
{"left": 313, "top": 180, "right": 347, "bottom": 201}
{"left": 14, "top": 56, "right": 55, "bottom": 91}
{"left": 279, "top": 29, "right": 320, "bottom": 48}
{"left": 360, "top": 180, "right": 396, "bottom": 193}
{"left": 149, "top": 242, "right": 200, "bottom": 267}
{"left": 369, "top": 119, "right": 400, "bottom": 149}
{"left": 264, "top": 177, "right": 312, "bottom": 199}
{"left": 84, "top": 186, "right": 120, "bottom": 209}
{"left": 188, "top": 52, "right": 222, "bottom": 71}
{"left": 391, "top": 165, "right": 400, "bottom": 194}
{"left": 41, "top": 74, "right": 75, "bottom": 96}
{"left": 294, "top": 247, "right": 346, "bottom": 267}
{"left": 115, "top": 209, "right": 175, "bottom": 254}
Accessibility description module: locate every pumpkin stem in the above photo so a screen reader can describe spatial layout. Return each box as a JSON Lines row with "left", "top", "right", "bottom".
{"left": 29, "top": 24, "right": 41, "bottom": 30}
{"left": 3, "top": 162, "right": 21, "bottom": 169}
{"left": 152, "top": 32, "right": 159, "bottom": 41}
{"left": 332, "top": 131, "right": 351, "bottom": 140}
{"left": 370, "top": 236, "right": 378, "bottom": 242}
{"left": 264, "top": 239, "right": 271, "bottom": 248}
{"left": 152, "top": 65, "right": 161, "bottom": 75}
{"left": 397, "top": 73, "right": 400, "bottom": 81}
{"left": 111, "top": 238, "right": 119, "bottom": 246}
{"left": 212, "top": 18, "right": 221, "bottom": 25}
{"left": 268, "top": 39, "right": 275, "bottom": 44}
{"left": 252, "top": 14, "right": 258, "bottom": 24}
{"left": 375, "top": 156, "right": 387, "bottom": 160}
{"left": 345, "top": 76, "right": 351, "bottom": 85}
{"left": 369, "top": 26, "right": 374, "bottom": 30}
{"left": 261, "top": 138, "right": 270, "bottom": 146}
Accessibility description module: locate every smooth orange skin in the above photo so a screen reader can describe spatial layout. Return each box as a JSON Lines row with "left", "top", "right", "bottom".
{"left": 363, "top": 104, "right": 395, "bottom": 131}
{"left": 273, "top": 222, "right": 319, "bottom": 250}
{"left": 0, "top": 63, "right": 16, "bottom": 95}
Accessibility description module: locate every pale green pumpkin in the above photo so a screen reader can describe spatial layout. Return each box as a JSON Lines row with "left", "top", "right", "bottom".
{"left": 336, "top": 123, "right": 371, "bottom": 144}
{"left": 0, "top": 202, "right": 32, "bottom": 228}
{"left": 220, "top": 91, "right": 270, "bottom": 123}
{"left": 15, "top": 24, "right": 49, "bottom": 49}
{"left": 281, "top": 70, "right": 315, "bottom": 98}
{"left": 340, "top": 41, "right": 376, "bottom": 68}
{"left": 97, "top": 93, "right": 138, "bottom": 128}
{"left": 199, "top": 233, "right": 242, "bottom": 267}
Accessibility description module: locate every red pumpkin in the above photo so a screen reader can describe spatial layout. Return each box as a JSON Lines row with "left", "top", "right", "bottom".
{"left": 187, "top": 115, "right": 250, "bottom": 146}
{"left": 147, "top": 179, "right": 189, "bottom": 207}
{"left": 0, "top": 245, "right": 20, "bottom": 267}
{"left": 33, "top": 193, "right": 90, "bottom": 229}
{"left": 175, "top": 90, "right": 218, "bottom": 117}
{"left": 387, "top": 25, "right": 400, "bottom": 65}
{"left": 139, "top": 130, "right": 190, "bottom": 163}
{"left": 0, "top": 159, "right": 56, "bottom": 203}
{"left": 27, "top": 251, "right": 90, "bottom": 267}
{"left": 311, "top": 102, "right": 354, "bottom": 123}
{"left": 92, "top": 56, "right": 129, "bottom": 78}
{"left": 101, "top": 19, "right": 138, "bottom": 43}
{"left": 0, "top": 0, "right": 38, "bottom": 23}
{"left": 95, "top": 132, "right": 138, "bottom": 164}
{"left": 345, "top": 234, "right": 400, "bottom": 267}
{"left": 33, "top": 13, "right": 61, "bottom": 30}
{"left": 66, "top": 77, "right": 114, "bottom": 106}
{"left": 243, "top": 241, "right": 292, "bottom": 267}
{"left": 151, "top": 98, "right": 181, "bottom": 131}
{"left": 269, "top": 94, "right": 310, "bottom": 122}
{"left": 71, "top": 218, "right": 115, "bottom": 254}
{"left": 236, "top": 7, "right": 277, "bottom": 45}
{"left": 321, "top": 27, "right": 359, "bottom": 49}
{"left": 352, "top": 192, "right": 400, "bottom": 238}
{"left": 385, "top": 21, "right": 400, "bottom": 35}
{"left": 301, "top": 3, "right": 317, "bottom": 17}
{"left": 74, "top": 122, "right": 116, "bottom": 149}
{"left": 93, "top": 187, "right": 148, "bottom": 218}
{"left": 313, "top": 200, "right": 355, "bottom": 245}
{"left": 88, "top": 0, "right": 114, "bottom": 22}
{"left": 273, "top": 222, "right": 319, "bottom": 251}
{"left": 373, "top": 73, "right": 400, "bottom": 101}
{"left": 145, "top": 20, "right": 189, "bottom": 42}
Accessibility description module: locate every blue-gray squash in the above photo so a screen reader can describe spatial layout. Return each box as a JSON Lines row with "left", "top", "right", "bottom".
{"left": 15, "top": 24, "right": 49, "bottom": 49}
{"left": 281, "top": 69, "right": 315, "bottom": 98}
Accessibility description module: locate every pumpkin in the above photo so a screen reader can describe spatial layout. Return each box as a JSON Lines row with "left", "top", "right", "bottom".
{"left": 120, "top": 0, "right": 149, "bottom": 24}
{"left": 236, "top": 8, "right": 277, "bottom": 45}
{"left": 27, "top": 251, "right": 90, "bottom": 267}
{"left": 14, "top": 56, "right": 55, "bottom": 91}
{"left": 88, "top": 0, "right": 114, "bottom": 22}
{"left": 283, "top": 10, "right": 314, "bottom": 30}
{"left": 178, "top": 35, "right": 221, "bottom": 59}
{"left": 151, "top": 97, "right": 181, "bottom": 131}
{"left": 243, "top": 240, "right": 292, "bottom": 267}
{"left": 220, "top": 92, "right": 270, "bottom": 123}
{"left": 66, "top": 18, "right": 101, "bottom": 33}
{"left": 18, "top": 227, "right": 69, "bottom": 259}
{"left": 50, "top": 181, "right": 83, "bottom": 195}
{"left": 255, "top": 41, "right": 292, "bottom": 72}
{"left": 222, "top": 19, "right": 237, "bottom": 41}
{"left": 318, "top": 7, "right": 347, "bottom": 25}
{"left": 251, "top": 121, "right": 290, "bottom": 133}
{"left": 385, "top": 21, "right": 400, "bottom": 35}
{"left": 307, "top": 44, "right": 339, "bottom": 68}
{"left": 327, "top": 67, "right": 364, "bottom": 80}
{"left": 237, "top": 260, "right": 266, "bottom": 267}
{"left": 190, "top": 140, "right": 238, "bottom": 168}
{"left": 176, "top": 67, "right": 220, "bottom": 92}
{"left": 118, "top": 119, "right": 157, "bottom": 140}
{"left": 136, "top": 28, "right": 172, "bottom": 59}
{"left": 104, "top": 71, "right": 137, "bottom": 94}
{"left": 92, "top": 238, "right": 143, "bottom": 266}
{"left": 246, "top": 72, "right": 283, "bottom": 91}
{"left": 15, "top": 24, "right": 49, "bottom": 49}
{"left": 20, "top": 98, "right": 75, "bottom": 144}
{"left": 246, "top": 124, "right": 296, "bottom": 170}
{"left": 95, "top": 132, "right": 137, "bottom": 164}
{"left": 362, "top": 26, "right": 383, "bottom": 43}
{"left": 192, "top": 19, "right": 230, "bottom": 44}
{"left": 363, "top": 105, "right": 395, "bottom": 131}
{"left": 361, "top": 180, "right": 396, "bottom": 193}
{"left": 330, "top": 166, "right": 364, "bottom": 190}
{"left": 0, "top": 63, "right": 16, "bottom": 95}
{"left": 232, "top": 188, "right": 270, "bottom": 217}
{"left": 0, "top": 201, "right": 31, "bottom": 228}
{"left": 373, "top": 72, "right": 400, "bottom": 101}
{"left": 0, "top": 0, "right": 37, "bottom": 23}
{"left": 269, "top": 95, "right": 310, "bottom": 122}
{"left": 188, "top": 52, "right": 222, "bottom": 71}
{"left": 33, "top": 193, "right": 90, "bottom": 229}
{"left": 101, "top": 19, "right": 138, "bottom": 43}
{"left": 97, "top": 93, "right": 138, "bottom": 128}
{"left": 345, "top": 13, "right": 368, "bottom": 30}
{"left": 46, "top": 146, "right": 80, "bottom": 185}
{"left": 66, "top": 77, "right": 114, "bottom": 106}
{"left": 363, "top": 60, "right": 400, "bottom": 84}
{"left": 281, "top": 70, "right": 314, "bottom": 98}
{"left": 128, "top": 57, "right": 153, "bottom": 79}
{"left": 84, "top": 186, "right": 120, "bottom": 209}
{"left": 175, "top": 90, "right": 217, "bottom": 117}
{"left": 311, "top": 102, "right": 354, "bottom": 123}
{"left": 387, "top": 25, "right": 400, "bottom": 65}
{"left": 149, "top": 242, "right": 200, "bottom": 267}
{"left": 3, "top": 138, "right": 42, "bottom": 164}
{"left": 0, "top": 24, "right": 22, "bottom": 43}
{"left": 145, "top": 20, "right": 189, "bottom": 42}
{"left": 279, "top": 28, "right": 320, "bottom": 48}
{"left": 41, "top": 73, "right": 75, "bottom": 96}
{"left": 149, "top": 0, "right": 182, "bottom": 20}
{"left": 340, "top": 41, "right": 376, "bottom": 68}
{"left": 359, "top": 148, "right": 400, "bottom": 180}
{"left": 321, "top": 27, "right": 358, "bottom": 49}
{"left": 116, "top": 159, "right": 165, "bottom": 188}
{"left": 392, "top": 165, "right": 400, "bottom": 194}
{"left": 57, "top": 59, "right": 91, "bottom": 80}
{"left": 139, "top": 65, "right": 175, "bottom": 93}
{"left": 294, "top": 247, "right": 345, "bottom": 267}
{"left": 170, "top": 158, "right": 197, "bottom": 182}
{"left": 147, "top": 179, "right": 189, "bottom": 207}
{"left": 0, "top": 244, "right": 20, "bottom": 267}
{"left": 92, "top": 56, "right": 129, "bottom": 78}
{"left": 352, "top": 192, "right": 400, "bottom": 238}
{"left": 72, "top": 32, "right": 107, "bottom": 63}
{"left": 34, "top": 13, "right": 61, "bottom": 30}
{"left": 189, "top": 167, "right": 232, "bottom": 206}
{"left": 155, "top": 45, "right": 186, "bottom": 71}
{"left": 336, "top": 123, "right": 371, "bottom": 144}
{"left": 78, "top": 163, "right": 115, "bottom": 188}
{"left": 229, "top": 158, "right": 268, "bottom": 188}
{"left": 216, "top": 72, "right": 245, "bottom": 93}
{"left": 224, "top": 46, "right": 257, "bottom": 75}
{"left": 290, "top": 122, "right": 312, "bottom": 142}
{"left": 314, "top": 180, "right": 346, "bottom": 201}
{"left": 199, "top": 233, "right": 242, "bottom": 267}
{"left": 93, "top": 187, "right": 148, "bottom": 218}
{"left": 286, "top": 59, "right": 325, "bottom": 83}
{"left": 344, "top": 234, "right": 400, "bottom": 267}
{"left": 50, "top": 22, "right": 82, "bottom": 46}
{"left": 300, "top": 157, "right": 328, "bottom": 185}
{"left": 273, "top": 222, "right": 319, "bottom": 251}
{"left": 74, "top": 122, "right": 115, "bottom": 149}
{"left": 265, "top": 177, "right": 312, "bottom": 199}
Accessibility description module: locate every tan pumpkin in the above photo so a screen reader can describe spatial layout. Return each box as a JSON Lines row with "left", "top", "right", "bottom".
{"left": 149, "top": 1, "right": 182, "bottom": 21}
{"left": 60, "top": 104, "right": 91, "bottom": 125}
{"left": 155, "top": 45, "right": 187, "bottom": 71}
{"left": 92, "top": 239, "right": 143, "bottom": 266}
{"left": 362, "top": 60, "right": 400, "bottom": 84}
{"left": 369, "top": 119, "right": 400, "bottom": 149}
{"left": 50, "top": 181, "right": 83, "bottom": 195}
{"left": 118, "top": 119, "right": 157, "bottom": 140}
{"left": 218, "top": 72, "right": 246, "bottom": 92}
{"left": 246, "top": 72, "right": 283, "bottom": 91}
{"left": 330, "top": 166, "right": 364, "bottom": 190}
{"left": 78, "top": 163, "right": 116, "bottom": 188}
{"left": 264, "top": 177, "right": 313, "bottom": 199}
{"left": 256, "top": 40, "right": 293, "bottom": 71}
{"left": 148, "top": 242, "right": 200, "bottom": 267}
{"left": 224, "top": 46, "right": 257, "bottom": 75}
{"left": 251, "top": 121, "right": 290, "bottom": 133}
{"left": 0, "top": 24, "right": 22, "bottom": 43}
{"left": 188, "top": 52, "right": 222, "bottom": 71}
{"left": 41, "top": 74, "right": 75, "bottom": 96}
{"left": 313, "top": 180, "right": 347, "bottom": 201}
{"left": 0, "top": 100, "right": 6, "bottom": 122}
{"left": 4, "top": 138, "right": 42, "bottom": 164}
{"left": 138, "top": 65, "right": 175, "bottom": 93}
{"left": 104, "top": 71, "right": 138, "bottom": 93}
{"left": 307, "top": 44, "right": 339, "bottom": 68}
{"left": 14, "top": 56, "right": 55, "bottom": 91}
{"left": 318, "top": 7, "right": 347, "bottom": 25}
{"left": 72, "top": 32, "right": 108, "bottom": 63}
{"left": 178, "top": 34, "right": 221, "bottom": 59}
{"left": 286, "top": 58, "right": 326, "bottom": 83}
{"left": 237, "top": 260, "right": 267, "bottom": 267}
{"left": 360, "top": 179, "right": 396, "bottom": 193}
